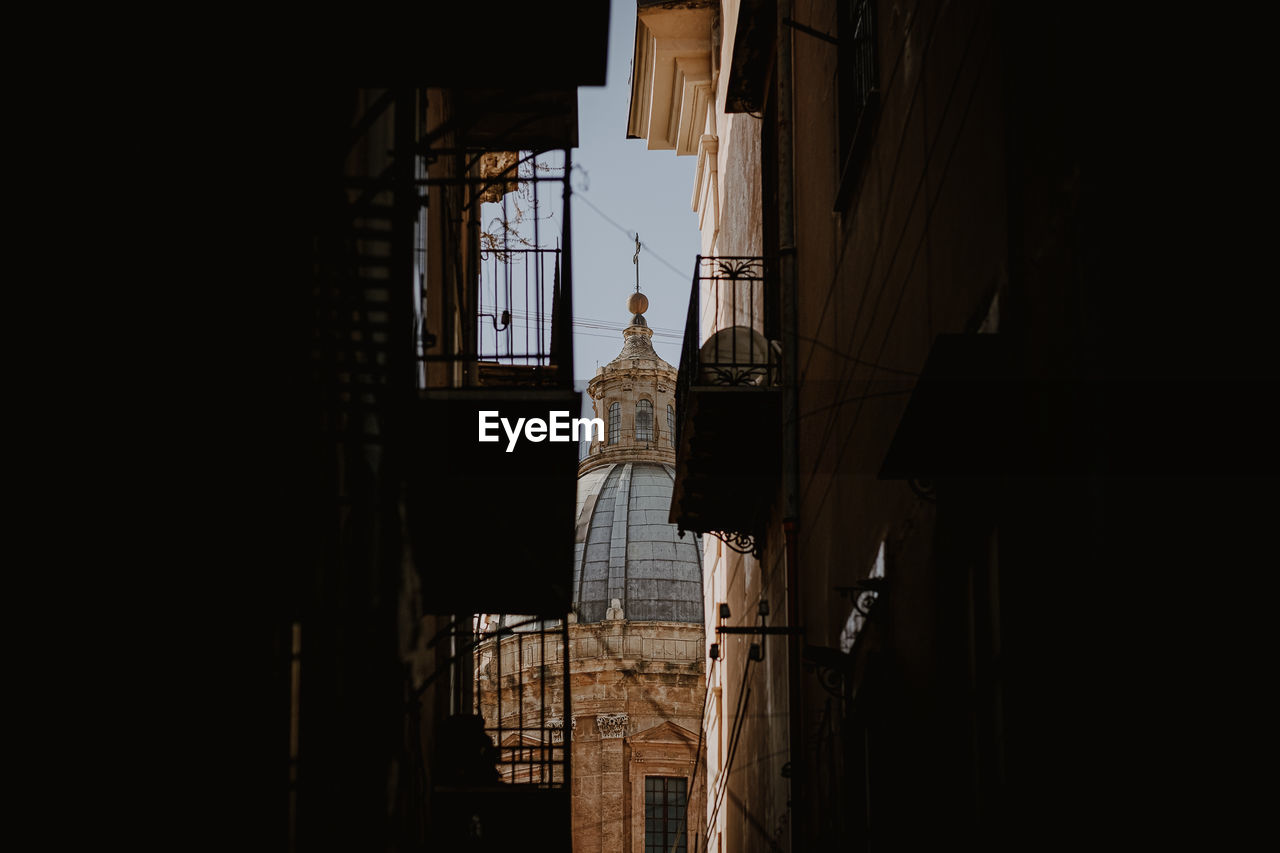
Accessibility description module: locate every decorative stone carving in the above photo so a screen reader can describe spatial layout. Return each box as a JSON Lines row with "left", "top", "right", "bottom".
{"left": 547, "top": 716, "right": 577, "bottom": 744}
{"left": 605, "top": 597, "right": 625, "bottom": 621}
{"left": 597, "top": 713, "right": 629, "bottom": 739}
{"left": 475, "top": 151, "right": 520, "bottom": 203}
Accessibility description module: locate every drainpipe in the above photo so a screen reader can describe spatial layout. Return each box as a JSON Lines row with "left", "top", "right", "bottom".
{"left": 777, "top": 1, "right": 803, "bottom": 851}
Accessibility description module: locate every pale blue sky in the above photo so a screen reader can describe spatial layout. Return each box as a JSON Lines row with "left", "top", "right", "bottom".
{"left": 474, "top": 1, "right": 701, "bottom": 429}
{"left": 570, "top": 0, "right": 702, "bottom": 380}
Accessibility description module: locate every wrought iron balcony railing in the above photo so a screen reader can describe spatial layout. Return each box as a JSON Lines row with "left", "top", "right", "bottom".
{"left": 675, "top": 256, "right": 780, "bottom": 404}
{"left": 670, "top": 256, "right": 782, "bottom": 558}
{"left": 407, "top": 146, "right": 580, "bottom": 618}
{"left": 415, "top": 148, "right": 575, "bottom": 388}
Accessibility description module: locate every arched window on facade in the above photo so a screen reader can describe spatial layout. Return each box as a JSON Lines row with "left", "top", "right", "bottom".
{"left": 636, "top": 399, "right": 653, "bottom": 442}
{"left": 609, "top": 402, "right": 620, "bottom": 445}
{"left": 667, "top": 404, "right": 675, "bottom": 445}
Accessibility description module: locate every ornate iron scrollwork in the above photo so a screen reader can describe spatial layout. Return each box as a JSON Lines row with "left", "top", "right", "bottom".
{"left": 803, "top": 645, "right": 854, "bottom": 699}
{"left": 714, "top": 258, "right": 765, "bottom": 280}
{"left": 700, "top": 364, "right": 771, "bottom": 386}
{"left": 815, "top": 665, "right": 844, "bottom": 698}
{"left": 835, "top": 576, "right": 885, "bottom": 617}
{"left": 709, "top": 529, "right": 760, "bottom": 558}
{"left": 909, "top": 477, "right": 937, "bottom": 502}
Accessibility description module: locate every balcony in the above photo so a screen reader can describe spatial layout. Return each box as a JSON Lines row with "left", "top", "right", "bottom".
{"left": 429, "top": 615, "right": 571, "bottom": 848}
{"left": 407, "top": 150, "right": 579, "bottom": 618}
{"left": 670, "top": 256, "right": 782, "bottom": 558}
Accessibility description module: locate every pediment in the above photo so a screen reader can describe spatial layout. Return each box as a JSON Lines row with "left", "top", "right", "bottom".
{"left": 498, "top": 731, "right": 543, "bottom": 748}
{"left": 628, "top": 720, "right": 699, "bottom": 746}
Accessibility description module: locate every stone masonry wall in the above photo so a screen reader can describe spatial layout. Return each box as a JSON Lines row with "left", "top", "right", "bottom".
{"left": 477, "top": 620, "right": 706, "bottom": 852}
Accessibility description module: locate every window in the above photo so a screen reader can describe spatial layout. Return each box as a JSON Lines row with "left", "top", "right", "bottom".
{"left": 636, "top": 399, "right": 653, "bottom": 443}
{"left": 667, "top": 404, "right": 675, "bottom": 445}
{"left": 609, "top": 402, "right": 621, "bottom": 445}
{"left": 645, "top": 776, "right": 688, "bottom": 853}
{"left": 836, "top": 0, "right": 879, "bottom": 206}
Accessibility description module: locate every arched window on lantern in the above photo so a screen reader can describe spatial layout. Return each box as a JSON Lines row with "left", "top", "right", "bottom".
{"left": 636, "top": 399, "right": 653, "bottom": 443}
{"left": 609, "top": 402, "right": 621, "bottom": 445}
{"left": 667, "top": 404, "right": 675, "bottom": 445}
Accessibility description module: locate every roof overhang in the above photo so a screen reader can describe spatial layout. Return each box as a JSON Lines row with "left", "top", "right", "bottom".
{"left": 626, "top": 1, "right": 717, "bottom": 155}
{"left": 424, "top": 5, "right": 610, "bottom": 88}
{"left": 454, "top": 88, "right": 580, "bottom": 151}
{"left": 725, "top": 0, "right": 775, "bottom": 113}
{"left": 879, "top": 335, "right": 1014, "bottom": 480}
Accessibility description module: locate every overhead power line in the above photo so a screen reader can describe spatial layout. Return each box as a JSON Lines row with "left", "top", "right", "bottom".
{"left": 502, "top": 307, "right": 683, "bottom": 337}
{"left": 574, "top": 192, "right": 691, "bottom": 282}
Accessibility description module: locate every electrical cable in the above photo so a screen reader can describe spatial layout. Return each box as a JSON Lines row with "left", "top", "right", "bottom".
{"left": 795, "top": 334, "right": 919, "bottom": 377}
{"left": 793, "top": 0, "right": 955, "bottom": 389}
{"left": 574, "top": 191, "right": 690, "bottom": 282}
{"left": 702, "top": 661, "right": 755, "bottom": 851}
{"left": 798, "top": 22, "right": 993, "bottom": 556}
{"left": 660, "top": 657, "right": 716, "bottom": 853}
{"left": 803, "top": 2, "right": 981, "bottom": 421}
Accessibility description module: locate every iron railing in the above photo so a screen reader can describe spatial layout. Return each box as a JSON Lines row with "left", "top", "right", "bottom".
{"left": 670, "top": 255, "right": 781, "bottom": 557}
{"left": 837, "top": 0, "right": 880, "bottom": 201}
{"left": 473, "top": 615, "right": 572, "bottom": 788}
{"left": 416, "top": 148, "right": 575, "bottom": 387}
{"left": 477, "top": 247, "right": 561, "bottom": 366}
{"left": 674, "top": 255, "right": 780, "bottom": 451}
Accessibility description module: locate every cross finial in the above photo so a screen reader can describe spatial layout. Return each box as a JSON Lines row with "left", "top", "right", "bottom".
{"left": 633, "top": 233, "right": 641, "bottom": 293}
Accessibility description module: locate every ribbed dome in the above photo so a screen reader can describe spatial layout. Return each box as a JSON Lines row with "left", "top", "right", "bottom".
{"left": 572, "top": 462, "right": 704, "bottom": 623}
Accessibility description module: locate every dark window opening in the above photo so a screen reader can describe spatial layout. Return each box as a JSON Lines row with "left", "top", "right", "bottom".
{"left": 609, "top": 402, "right": 621, "bottom": 445}
{"left": 836, "top": 0, "right": 880, "bottom": 208}
{"left": 637, "top": 399, "right": 654, "bottom": 442}
{"left": 645, "top": 776, "right": 688, "bottom": 853}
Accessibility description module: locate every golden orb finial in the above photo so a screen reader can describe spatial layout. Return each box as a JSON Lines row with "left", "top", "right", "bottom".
{"left": 627, "top": 292, "right": 649, "bottom": 315}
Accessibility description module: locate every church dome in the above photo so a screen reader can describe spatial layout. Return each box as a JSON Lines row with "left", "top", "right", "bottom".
{"left": 572, "top": 461, "right": 704, "bottom": 623}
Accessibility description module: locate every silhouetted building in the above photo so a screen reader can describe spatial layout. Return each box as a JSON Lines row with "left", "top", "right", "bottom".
{"left": 621, "top": 1, "right": 1266, "bottom": 850}
{"left": 216, "top": 10, "right": 613, "bottom": 848}
{"left": 187, "top": 2, "right": 1272, "bottom": 849}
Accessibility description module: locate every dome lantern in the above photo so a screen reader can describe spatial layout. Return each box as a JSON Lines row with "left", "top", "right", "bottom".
{"left": 580, "top": 288, "right": 678, "bottom": 475}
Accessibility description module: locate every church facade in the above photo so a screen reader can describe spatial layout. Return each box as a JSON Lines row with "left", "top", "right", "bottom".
{"left": 478, "top": 294, "right": 707, "bottom": 853}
